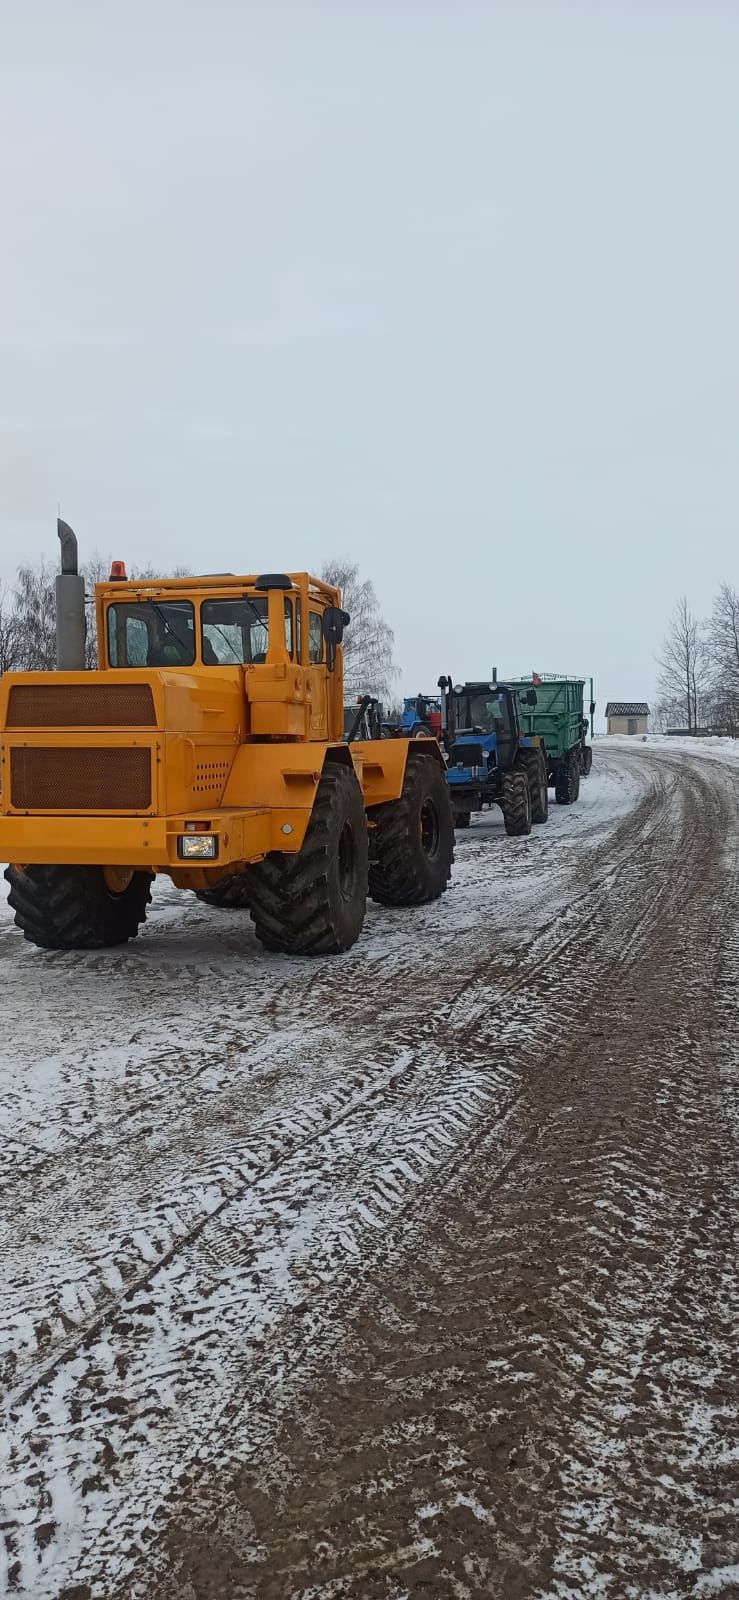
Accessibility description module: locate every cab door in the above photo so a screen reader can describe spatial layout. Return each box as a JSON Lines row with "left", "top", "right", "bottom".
{"left": 304, "top": 606, "right": 329, "bottom": 740}
{"left": 494, "top": 691, "right": 517, "bottom": 770}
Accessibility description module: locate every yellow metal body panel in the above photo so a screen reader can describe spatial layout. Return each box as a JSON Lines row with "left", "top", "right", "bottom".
{"left": 0, "top": 571, "right": 443, "bottom": 884}
{"left": 348, "top": 737, "right": 443, "bottom": 805}
{"left": 0, "top": 808, "right": 279, "bottom": 871}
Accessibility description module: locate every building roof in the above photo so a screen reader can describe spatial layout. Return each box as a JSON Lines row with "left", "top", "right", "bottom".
{"left": 605, "top": 702, "right": 650, "bottom": 717}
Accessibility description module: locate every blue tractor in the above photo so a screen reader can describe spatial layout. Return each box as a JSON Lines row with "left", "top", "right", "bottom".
{"left": 399, "top": 694, "right": 443, "bottom": 739}
{"left": 439, "top": 677, "right": 549, "bottom": 835}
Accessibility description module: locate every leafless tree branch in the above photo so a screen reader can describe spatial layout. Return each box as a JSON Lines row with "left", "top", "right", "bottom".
{"left": 321, "top": 558, "right": 398, "bottom": 698}
{"left": 656, "top": 596, "right": 706, "bottom": 733}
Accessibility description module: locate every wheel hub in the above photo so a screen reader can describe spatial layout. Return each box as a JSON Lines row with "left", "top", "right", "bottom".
{"left": 103, "top": 867, "right": 134, "bottom": 896}
{"left": 420, "top": 798, "right": 440, "bottom": 857}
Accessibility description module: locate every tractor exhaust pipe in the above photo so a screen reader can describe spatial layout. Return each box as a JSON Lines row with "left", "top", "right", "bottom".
{"left": 56, "top": 518, "right": 86, "bottom": 671}
{"left": 438, "top": 674, "right": 454, "bottom": 752}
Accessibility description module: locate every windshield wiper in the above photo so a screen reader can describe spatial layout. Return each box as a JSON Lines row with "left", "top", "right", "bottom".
{"left": 149, "top": 600, "right": 191, "bottom": 654}
{"left": 202, "top": 598, "right": 267, "bottom": 666}
{"left": 241, "top": 594, "right": 265, "bottom": 627}
{"left": 206, "top": 620, "right": 243, "bottom": 664}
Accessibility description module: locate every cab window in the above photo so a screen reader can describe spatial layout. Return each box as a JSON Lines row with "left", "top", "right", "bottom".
{"left": 454, "top": 691, "right": 507, "bottom": 734}
{"left": 107, "top": 602, "right": 195, "bottom": 667}
{"left": 201, "top": 597, "right": 294, "bottom": 664}
{"left": 308, "top": 610, "right": 323, "bottom": 664}
{"left": 469, "top": 694, "right": 504, "bottom": 733}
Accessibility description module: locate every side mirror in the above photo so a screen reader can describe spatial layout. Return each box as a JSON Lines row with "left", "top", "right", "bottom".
{"left": 526, "top": 689, "right": 538, "bottom": 706}
{"left": 322, "top": 605, "right": 350, "bottom": 670}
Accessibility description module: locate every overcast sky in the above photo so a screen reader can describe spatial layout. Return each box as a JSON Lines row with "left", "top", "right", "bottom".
{"left": 1, "top": 1, "right": 737, "bottom": 714}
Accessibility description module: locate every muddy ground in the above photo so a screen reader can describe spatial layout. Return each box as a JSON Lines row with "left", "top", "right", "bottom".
{"left": 1, "top": 743, "right": 738, "bottom": 1599}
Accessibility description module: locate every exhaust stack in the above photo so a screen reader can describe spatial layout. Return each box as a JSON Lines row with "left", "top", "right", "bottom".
{"left": 55, "top": 518, "right": 86, "bottom": 671}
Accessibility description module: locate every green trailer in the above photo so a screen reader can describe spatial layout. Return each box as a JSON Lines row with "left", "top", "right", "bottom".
{"left": 508, "top": 675, "right": 595, "bottom": 805}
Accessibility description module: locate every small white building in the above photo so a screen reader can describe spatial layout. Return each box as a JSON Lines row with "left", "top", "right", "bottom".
{"left": 606, "top": 701, "right": 650, "bottom": 736}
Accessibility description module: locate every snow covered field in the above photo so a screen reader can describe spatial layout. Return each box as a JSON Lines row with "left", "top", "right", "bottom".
{"left": 605, "top": 731, "right": 739, "bottom": 765}
{"left": 1, "top": 742, "right": 737, "bottom": 1599}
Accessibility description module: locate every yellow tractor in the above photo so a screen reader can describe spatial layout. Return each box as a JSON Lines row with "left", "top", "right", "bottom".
{"left": 0, "top": 523, "right": 453, "bottom": 954}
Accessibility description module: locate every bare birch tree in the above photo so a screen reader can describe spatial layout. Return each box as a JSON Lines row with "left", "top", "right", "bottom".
{"left": 321, "top": 558, "right": 398, "bottom": 697}
{"left": 0, "top": 585, "right": 19, "bottom": 675}
{"left": 656, "top": 596, "right": 706, "bottom": 733}
{"left": 705, "top": 582, "right": 739, "bottom": 731}
{"left": 651, "top": 695, "right": 682, "bottom": 734}
{"left": 80, "top": 552, "right": 112, "bottom": 668}
{"left": 13, "top": 561, "right": 57, "bottom": 673}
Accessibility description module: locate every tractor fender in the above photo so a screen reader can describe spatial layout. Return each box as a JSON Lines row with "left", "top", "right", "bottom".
{"left": 222, "top": 742, "right": 358, "bottom": 853}
{"left": 344, "top": 735, "right": 445, "bottom": 808}
{"left": 405, "top": 738, "right": 447, "bottom": 769}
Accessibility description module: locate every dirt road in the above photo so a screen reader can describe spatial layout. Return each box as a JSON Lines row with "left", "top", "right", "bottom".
{"left": 1, "top": 743, "right": 738, "bottom": 1599}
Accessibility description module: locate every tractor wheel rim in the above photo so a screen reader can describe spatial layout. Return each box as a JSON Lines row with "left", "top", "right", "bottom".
{"left": 420, "top": 798, "right": 440, "bottom": 857}
{"left": 338, "top": 822, "right": 356, "bottom": 901}
{"left": 103, "top": 867, "right": 134, "bottom": 897}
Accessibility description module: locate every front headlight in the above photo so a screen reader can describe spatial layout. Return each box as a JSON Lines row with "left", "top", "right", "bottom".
{"left": 177, "top": 834, "right": 218, "bottom": 860}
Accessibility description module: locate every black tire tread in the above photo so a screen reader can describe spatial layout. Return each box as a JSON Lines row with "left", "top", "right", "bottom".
{"left": 5, "top": 864, "right": 152, "bottom": 950}
{"left": 502, "top": 769, "right": 532, "bottom": 836}
{"left": 245, "top": 764, "right": 368, "bottom": 955}
{"left": 368, "top": 753, "right": 454, "bottom": 907}
{"left": 517, "top": 747, "right": 549, "bottom": 824}
{"left": 195, "top": 874, "right": 251, "bottom": 909}
{"left": 555, "top": 750, "right": 581, "bottom": 805}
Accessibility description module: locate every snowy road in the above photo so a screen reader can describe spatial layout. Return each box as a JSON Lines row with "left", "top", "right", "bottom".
{"left": 1, "top": 742, "right": 738, "bottom": 1599}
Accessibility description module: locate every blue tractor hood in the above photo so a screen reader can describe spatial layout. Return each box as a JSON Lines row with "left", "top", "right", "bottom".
{"left": 447, "top": 730, "right": 498, "bottom": 784}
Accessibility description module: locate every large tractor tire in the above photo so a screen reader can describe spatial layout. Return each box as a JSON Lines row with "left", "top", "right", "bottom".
{"left": 4, "top": 864, "right": 152, "bottom": 950}
{"left": 195, "top": 874, "right": 251, "bottom": 910}
{"left": 368, "top": 752, "right": 454, "bottom": 907}
{"left": 246, "top": 763, "right": 368, "bottom": 955}
{"left": 555, "top": 750, "right": 581, "bottom": 805}
{"left": 517, "top": 748, "right": 549, "bottom": 825}
{"left": 502, "top": 769, "right": 532, "bottom": 836}
{"left": 581, "top": 745, "right": 593, "bottom": 777}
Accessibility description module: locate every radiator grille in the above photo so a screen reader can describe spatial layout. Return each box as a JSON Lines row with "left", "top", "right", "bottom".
{"left": 7, "top": 683, "right": 156, "bottom": 728}
{"left": 449, "top": 742, "right": 485, "bottom": 768}
{"left": 10, "top": 747, "right": 152, "bottom": 811}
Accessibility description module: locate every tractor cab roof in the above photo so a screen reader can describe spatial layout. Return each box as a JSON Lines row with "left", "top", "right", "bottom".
{"left": 95, "top": 571, "right": 340, "bottom": 606}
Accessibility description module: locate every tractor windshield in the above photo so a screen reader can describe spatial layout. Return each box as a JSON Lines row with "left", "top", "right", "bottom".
{"left": 107, "top": 601, "right": 195, "bottom": 667}
{"left": 201, "top": 598, "right": 294, "bottom": 664}
{"left": 455, "top": 691, "right": 506, "bottom": 734}
{"left": 106, "top": 596, "right": 296, "bottom": 667}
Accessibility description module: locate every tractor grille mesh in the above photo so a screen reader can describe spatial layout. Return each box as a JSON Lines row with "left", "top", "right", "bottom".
{"left": 7, "top": 683, "right": 156, "bottom": 728}
{"left": 449, "top": 742, "right": 484, "bottom": 768}
{"left": 10, "top": 747, "right": 152, "bottom": 811}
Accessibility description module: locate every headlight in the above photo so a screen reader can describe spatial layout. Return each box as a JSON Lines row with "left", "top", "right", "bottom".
{"left": 177, "top": 834, "right": 218, "bottom": 859}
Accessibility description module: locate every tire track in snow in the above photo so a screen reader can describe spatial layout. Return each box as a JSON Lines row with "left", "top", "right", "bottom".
{"left": 127, "top": 747, "right": 739, "bottom": 1600}
{"left": 0, "top": 758, "right": 649, "bottom": 1404}
{"left": 0, "top": 750, "right": 670, "bottom": 1597}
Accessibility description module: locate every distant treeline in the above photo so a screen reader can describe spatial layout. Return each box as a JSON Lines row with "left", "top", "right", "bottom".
{"left": 655, "top": 584, "right": 739, "bottom": 735}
